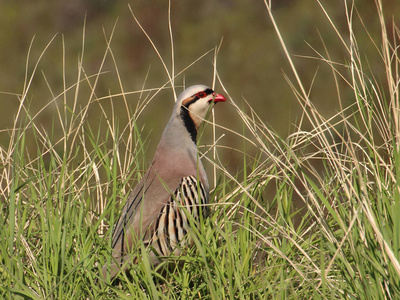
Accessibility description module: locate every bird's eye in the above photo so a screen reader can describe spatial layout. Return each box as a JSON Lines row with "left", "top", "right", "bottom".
{"left": 196, "top": 91, "right": 207, "bottom": 98}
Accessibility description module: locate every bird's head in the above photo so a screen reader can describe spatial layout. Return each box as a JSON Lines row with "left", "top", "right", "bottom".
{"left": 177, "top": 85, "right": 226, "bottom": 132}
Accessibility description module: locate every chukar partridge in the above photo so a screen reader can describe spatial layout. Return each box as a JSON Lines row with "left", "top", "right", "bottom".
{"left": 103, "top": 85, "right": 226, "bottom": 279}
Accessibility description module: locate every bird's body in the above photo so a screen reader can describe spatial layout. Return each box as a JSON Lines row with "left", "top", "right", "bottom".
{"left": 103, "top": 85, "right": 226, "bottom": 279}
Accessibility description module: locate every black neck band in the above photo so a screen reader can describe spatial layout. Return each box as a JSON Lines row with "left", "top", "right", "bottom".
{"left": 180, "top": 107, "right": 197, "bottom": 144}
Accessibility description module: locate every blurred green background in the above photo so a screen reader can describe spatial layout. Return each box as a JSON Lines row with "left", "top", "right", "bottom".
{"left": 0, "top": 0, "right": 398, "bottom": 172}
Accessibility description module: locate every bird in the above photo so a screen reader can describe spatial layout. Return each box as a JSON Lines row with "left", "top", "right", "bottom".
{"left": 102, "top": 84, "right": 226, "bottom": 279}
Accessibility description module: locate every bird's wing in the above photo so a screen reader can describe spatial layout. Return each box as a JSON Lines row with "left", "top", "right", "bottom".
{"left": 110, "top": 166, "right": 181, "bottom": 260}
{"left": 111, "top": 170, "right": 154, "bottom": 249}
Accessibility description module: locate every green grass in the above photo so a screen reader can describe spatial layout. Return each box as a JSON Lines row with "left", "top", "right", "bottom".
{"left": 1, "top": 0, "right": 400, "bottom": 298}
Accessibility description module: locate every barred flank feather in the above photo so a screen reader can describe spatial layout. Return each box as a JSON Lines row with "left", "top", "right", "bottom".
{"left": 151, "top": 175, "right": 208, "bottom": 257}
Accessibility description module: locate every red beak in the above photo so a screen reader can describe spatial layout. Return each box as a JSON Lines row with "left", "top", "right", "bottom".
{"left": 212, "top": 93, "right": 227, "bottom": 103}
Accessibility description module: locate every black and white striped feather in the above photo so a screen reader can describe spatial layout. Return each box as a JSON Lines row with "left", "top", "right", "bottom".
{"left": 146, "top": 175, "right": 208, "bottom": 257}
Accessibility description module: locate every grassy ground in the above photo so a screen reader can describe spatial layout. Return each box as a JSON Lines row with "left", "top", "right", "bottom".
{"left": 1, "top": 1, "right": 400, "bottom": 299}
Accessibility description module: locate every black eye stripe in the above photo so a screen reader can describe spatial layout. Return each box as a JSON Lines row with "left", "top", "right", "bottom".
{"left": 192, "top": 88, "right": 214, "bottom": 100}
{"left": 182, "top": 98, "right": 197, "bottom": 108}
{"left": 182, "top": 89, "right": 214, "bottom": 108}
